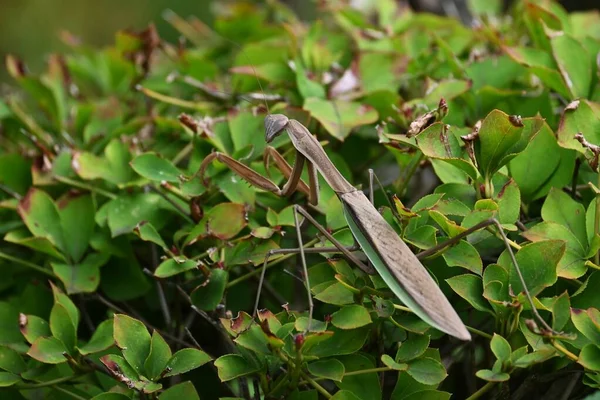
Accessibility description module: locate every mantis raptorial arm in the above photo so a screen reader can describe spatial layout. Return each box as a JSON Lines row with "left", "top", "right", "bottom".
{"left": 198, "top": 147, "right": 313, "bottom": 199}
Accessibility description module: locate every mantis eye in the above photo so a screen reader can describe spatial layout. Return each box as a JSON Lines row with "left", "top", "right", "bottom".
{"left": 264, "top": 114, "right": 288, "bottom": 143}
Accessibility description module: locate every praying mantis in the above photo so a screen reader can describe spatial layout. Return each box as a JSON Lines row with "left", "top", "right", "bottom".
{"left": 200, "top": 113, "right": 472, "bottom": 341}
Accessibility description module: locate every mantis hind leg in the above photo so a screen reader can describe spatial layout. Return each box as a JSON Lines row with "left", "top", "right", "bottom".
{"left": 253, "top": 205, "right": 373, "bottom": 332}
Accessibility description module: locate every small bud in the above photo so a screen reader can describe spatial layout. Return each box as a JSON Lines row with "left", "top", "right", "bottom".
{"left": 294, "top": 333, "right": 305, "bottom": 350}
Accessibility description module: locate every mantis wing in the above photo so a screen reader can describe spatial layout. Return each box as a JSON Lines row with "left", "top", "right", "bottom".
{"left": 340, "top": 190, "right": 471, "bottom": 341}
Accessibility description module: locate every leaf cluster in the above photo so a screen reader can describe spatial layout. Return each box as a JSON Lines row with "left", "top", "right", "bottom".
{"left": 2, "top": 1, "right": 600, "bottom": 399}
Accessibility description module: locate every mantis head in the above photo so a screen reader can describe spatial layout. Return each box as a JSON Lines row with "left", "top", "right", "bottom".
{"left": 264, "top": 114, "right": 289, "bottom": 143}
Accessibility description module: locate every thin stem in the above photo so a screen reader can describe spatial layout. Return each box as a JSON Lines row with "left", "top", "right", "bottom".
{"left": 226, "top": 238, "right": 319, "bottom": 288}
{"left": 172, "top": 143, "right": 194, "bottom": 166}
{"left": 17, "top": 375, "right": 80, "bottom": 389}
{"left": 585, "top": 260, "right": 600, "bottom": 271}
{"left": 467, "top": 326, "right": 493, "bottom": 340}
{"left": 148, "top": 185, "right": 194, "bottom": 224}
{"left": 417, "top": 219, "right": 496, "bottom": 259}
{"left": 54, "top": 176, "right": 117, "bottom": 199}
{"left": 571, "top": 158, "right": 581, "bottom": 200}
{"left": 293, "top": 206, "right": 313, "bottom": 331}
{"left": 392, "top": 304, "right": 492, "bottom": 339}
{"left": 53, "top": 385, "right": 87, "bottom": 400}
{"left": 138, "top": 85, "right": 212, "bottom": 111}
{"left": 0, "top": 252, "right": 56, "bottom": 278}
{"left": 466, "top": 381, "right": 497, "bottom": 400}
{"left": 595, "top": 171, "right": 600, "bottom": 264}
{"left": 396, "top": 151, "right": 424, "bottom": 197}
{"left": 551, "top": 340, "right": 578, "bottom": 362}
{"left": 393, "top": 304, "right": 411, "bottom": 313}
{"left": 299, "top": 371, "right": 332, "bottom": 399}
{"left": 265, "top": 374, "right": 290, "bottom": 398}
{"left": 342, "top": 367, "right": 391, "bottom": 377}
{"left": 490, "top": 219, "right": 552, "bottom": 333}
{"left": 94, "top": 294, "right": 195, "bottom": 349}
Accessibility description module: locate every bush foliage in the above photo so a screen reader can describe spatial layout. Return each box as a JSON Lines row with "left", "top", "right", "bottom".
{"left": 2, "top": 0, "right": 600, "bottom": 399}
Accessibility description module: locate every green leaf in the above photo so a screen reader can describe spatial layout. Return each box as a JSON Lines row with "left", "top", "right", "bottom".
{"left": 523, "top": 222, "right": 588, "bottom": 279}
{"left": 541, "top": 188, "right": 588, "bottom": 249}
{"left": 0, "top": 303, "right": 22, "bottom": 345}
{"left": 17, "top": 188, "right": 66, "bottom": 255}
{"left": 113, "top": 314, "right": 152, "bottom": 375}
{"left": 475, "top": 369, "right": 510, "bottom": 382}
{"left": 495, "top": 178, "right": 520, "bottom": 225}
{"left": 406, "top": 358, "right": 447, "bottom": 385}
{"left": 303, "top": 327, "right": 370, "bottom": 358}
{"left": 135, "top": 221, "right": 168, "bottom": 249}
{"left": 27, "top": 337, "right": 68, "bottom": 364}
{"left": 578, "top": 344, "right": 600, "bottom": 371}
{"left": 155, "top": 258, "right": 198, "bottom": 278}
{"left": 571, "top": 308, "right": 600, "bottom": 344}
{"left": 552, "top": 292, "right": 571, "bottom": 331}
{"left": 331, "top": 391, "right": 362, "bottom": 400}
{"left": 51, "top": 252, "right": 110, "bottom": 294}
{"left": 100, "top": 354, "right": 140, "bottom": 386}
{"left": 446, "top": 274, "right": 491, "bottom": 313}
{"left": 304, "top": 98, "right": 378, "bottom": 141}
{"left": 0, "top": 154, "right": 31, "bottom": 196}
{"left": 0, "top": 372, "right": 21, "bottom": 387}
{"left": 476, "top": 110, "right": 543, "bottom": 179}
{"left": 419, "top": 79, "right": 472, "bottom": 108}
{"left": 159, "top": 381, "right": 200, "bottom": 400}
{"left": 557, "top": 99, "right": 600, "bottom": 152}
{"left": 307, "top": 358, "right": 345, "bottom": 382}
{"left": 50, "top": 303, "right": 77, "bottom": 353}
{"left": 497, "top": 240, "right": 562, "bottom": 297}
{"left": 228, "top": 111, "right": 266, "bottom": 155}
{"left": 396, "top": 335, "right": 430, "bottom": 362}
{"left": 164, "top": 348, "right": 212, "bottom": 377}
{"left": 382, "top": 355, "right": 408, "bottom": 371}
{"left": 3, "top": 230, "right": 65, "bottom": 261}
{"left": 296, "top": 59, "right": 326, "bottom": 100}
{"left": 186, "top": 203, "right": 247, "bottom": 242}
{"left": 314, "top": 282, "right": 355, "bottom": 305}
{"left": 415, "top": 123, "right": 478, "bottom": 180}
{"left": 144, "top": 330, "right": 172, "bottom": 380}
{"left": 360, "top": 54, "right": 396, "bottom": 94}
{"left": 19, "top": 314, "right": 50, "bottom": 344}
{"left": 234, "top": 325, "right": 271, "bottom": 354}
{"left": 490, "top": 334, "right": 512, "bottom": 363}
{"left": 190, "top": 269, "right": 229, "bottom": 311}
{"left": 513, "top": 348, "right": 557, "bottom": 368}
{"left": 398, "top": 390, "right": 452, "bottom": 400}
{"left": 337, "top": 354, "right": 382, "bottom": 400}
{"left": 57, "top": 193, "right": 95, "bottom": 262}
{"left": 551, "top": 33, "right": 592, "bottom": 99}
{"left": 503, "top": 46, "right": 571, "bottom": 98}
{"left": 78, "top": 318, "right": 114, "bottom": 355}
{"left": 74, "top": 139, "right": 134, "bottom": 185}
{"left": 214, "top": 354, "right": 259, "bottom": 382}
{"left": 104, "top": 193, "right": 175, "bottom": 237}
{"left": 131, "top": 153, "right": 181, "bottom": 183}
{"left": 50, "top": 283, "right": 79, "bottom": 330}
{"left": 509, "top": 122, "right": 574, "bottom": 202}
{"left": 442, "top": 240, "right": 482, "bottom": 276}
{"left": 0, "top": 346, "right": 26, "bottom": 374}
{"left": 331, "top": 305, "right": 372, "bottom": 330}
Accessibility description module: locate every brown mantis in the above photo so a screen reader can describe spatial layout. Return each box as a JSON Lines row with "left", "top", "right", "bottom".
{"left": 200, "top": 113, "right": 473, "bottom": 341}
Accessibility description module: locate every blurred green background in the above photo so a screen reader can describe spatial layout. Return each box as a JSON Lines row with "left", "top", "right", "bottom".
{"left": 0, "top": 0, "right": 213, "bottom": 81}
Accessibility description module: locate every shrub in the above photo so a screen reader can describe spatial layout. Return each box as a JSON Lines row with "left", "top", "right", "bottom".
{"left": 1, "top": 1, "right": 600, "bottom": 399}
